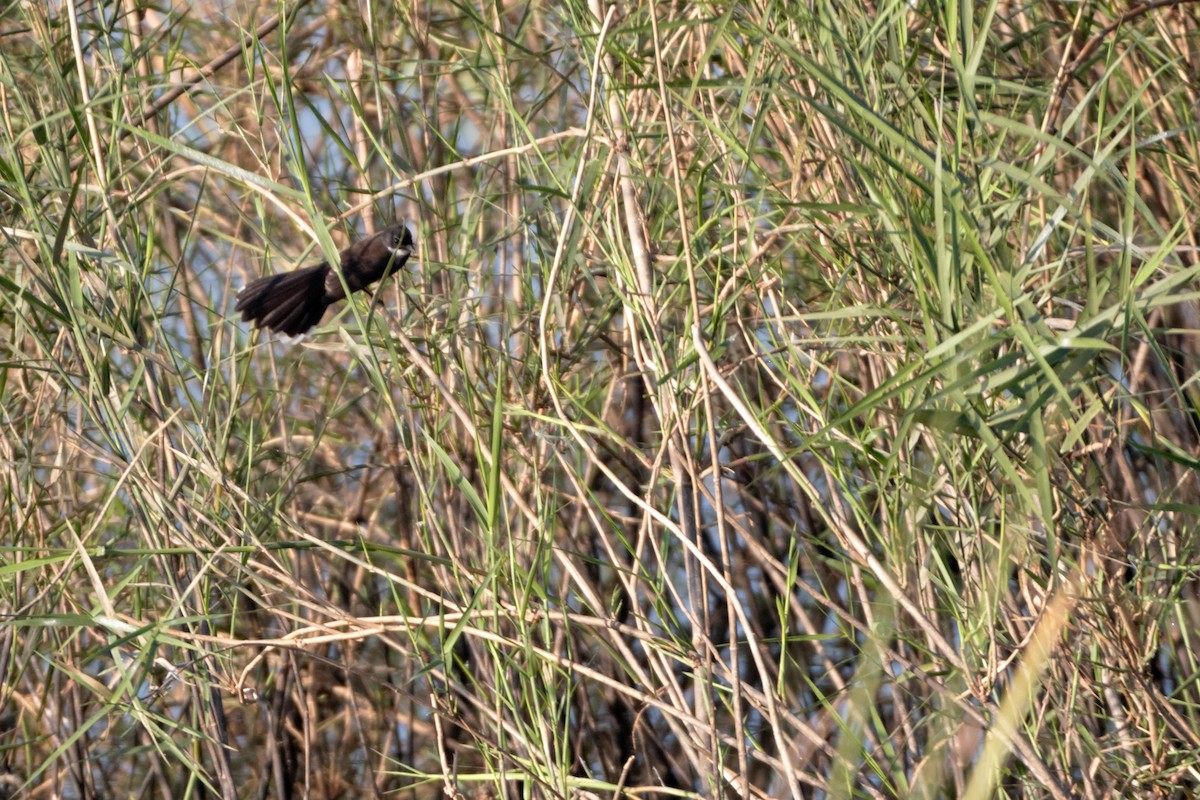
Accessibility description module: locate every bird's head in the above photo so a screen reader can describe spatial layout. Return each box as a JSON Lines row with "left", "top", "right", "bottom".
{"left": 382, "top": 224, "right": 414, "bottom": 258}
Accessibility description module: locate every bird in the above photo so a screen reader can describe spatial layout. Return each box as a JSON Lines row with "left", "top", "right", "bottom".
{"left": 235, "top": 224, "right": 414, "bottom": 336}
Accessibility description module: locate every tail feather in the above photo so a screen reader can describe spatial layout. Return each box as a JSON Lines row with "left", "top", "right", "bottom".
{"left": 236, "top": 264, "right": 332, "bottom": 336}
{"left": 262, "top": 287, "right": 321, "bottom": 333}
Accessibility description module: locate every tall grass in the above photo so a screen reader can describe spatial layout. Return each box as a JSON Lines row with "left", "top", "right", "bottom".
{"left": 2, "top": 0, "right": 1199, "bottom": 797}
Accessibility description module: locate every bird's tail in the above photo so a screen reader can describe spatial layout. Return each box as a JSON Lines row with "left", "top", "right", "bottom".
{"left": 235, "top": 264, "right": 331, "bottom": 336}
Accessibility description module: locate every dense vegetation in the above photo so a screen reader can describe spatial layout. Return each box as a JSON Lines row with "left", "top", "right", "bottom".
{"left": 2, "top": 1, "right": 1200, "bottom": 797}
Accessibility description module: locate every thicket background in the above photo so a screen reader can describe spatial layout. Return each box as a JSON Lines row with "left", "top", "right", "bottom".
{"left": 3, "top": 0, "right": 1200, "bottom": 798}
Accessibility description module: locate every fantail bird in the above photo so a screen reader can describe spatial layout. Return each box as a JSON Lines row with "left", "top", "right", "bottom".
{"left": 236, "top": 224, "right": 414, "bottom": 336}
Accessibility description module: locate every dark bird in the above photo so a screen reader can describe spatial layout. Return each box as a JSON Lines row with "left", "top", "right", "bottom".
{"left": 236, "top": 224, "right": 414, "bottom": 336}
